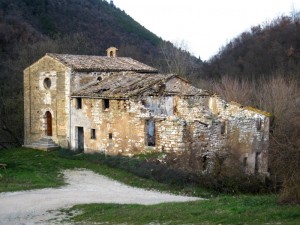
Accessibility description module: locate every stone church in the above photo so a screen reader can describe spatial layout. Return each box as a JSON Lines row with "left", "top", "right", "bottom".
{"left": 24, "top": 47, "right": 271, "bottom": 175}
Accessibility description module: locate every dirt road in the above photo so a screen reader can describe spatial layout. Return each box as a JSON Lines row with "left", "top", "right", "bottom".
{"left": 0, "top": 169, "right": 201, "bottom": 224}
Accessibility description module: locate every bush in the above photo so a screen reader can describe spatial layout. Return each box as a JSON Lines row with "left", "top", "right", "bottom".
{"left": 59, "top": 149, "right": 269, "bottom": 194}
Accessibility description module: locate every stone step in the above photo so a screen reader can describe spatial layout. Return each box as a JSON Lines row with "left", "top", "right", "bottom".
{"left": 24, "top": 137, "right": 60, "bottom": 151}
{"left": 33, "top": 141, "right": 57, "bottom": 146}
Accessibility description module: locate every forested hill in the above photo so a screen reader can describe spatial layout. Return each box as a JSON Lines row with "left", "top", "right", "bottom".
{"left": 201, "top": 14, "right": 300, "bottom": 80}
{"left": 0, "top": 0, "right": 200, "bottom": 143}
{"left": 1, "top": 0, "right": 172, "bottom": 66}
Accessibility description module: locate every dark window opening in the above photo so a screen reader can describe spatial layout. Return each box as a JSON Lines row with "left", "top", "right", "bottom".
{"left": 43, "top": 78, "right": 51, "bottom": 89}
{"left": 103, "top": 99, "right": 109, "bottom": 109}
{"left": 109, "top": 133, "right": 113, "bottom": 139}
{"left": 145, "top": 119, "right": 155, "bottom": 146}
{"left": 221, "top": 122, "right": 226, "bottom": 135}
{"left": 243, "top": 157, "right": 248, "bottom": 170}
{"left": 91, "top": 129, "right": 96, "bottom": 139}
{"left": 76, "top": 98, "right": 82, "bottom": 109}
{"left": 256, "top": 118, "right": 262, "bottom": 131}
{"left": 255, "top": 152, "right": 261, "bottom": 174}
{"left": 202, "top": 155, "right": 208, "bottom": 170}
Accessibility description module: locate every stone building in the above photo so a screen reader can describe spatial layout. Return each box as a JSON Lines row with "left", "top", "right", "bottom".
{"left": 24, "top": 47, "right": 271, "bottom": 175}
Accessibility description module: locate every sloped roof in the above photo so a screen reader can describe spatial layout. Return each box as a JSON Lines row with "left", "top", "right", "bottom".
{"left": 72, "top": 72, "right": 208, "bottom": 99}
{"left": 46, "top": 53, "right": 158, "bottom": 73}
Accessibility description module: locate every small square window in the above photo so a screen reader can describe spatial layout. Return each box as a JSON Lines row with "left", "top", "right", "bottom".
{"left": 91, "top": 129, "right": 96, "bottom": 139}
{"left": 76, "top": 98, "right": 82, "bottom": 109}
{"left": 109, "top": 133, "right": 113, "bottom": 139}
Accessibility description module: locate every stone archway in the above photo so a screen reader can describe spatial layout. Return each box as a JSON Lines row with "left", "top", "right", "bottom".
{"left": 45, "top": 111, "right": 52, "bottom": 136}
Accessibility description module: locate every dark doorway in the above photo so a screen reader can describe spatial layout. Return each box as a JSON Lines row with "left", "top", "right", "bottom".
{"left": 145, "top": 119, "right": 155, "bottom": 146}
{"left": 45, "top": 111, "right": 52, "bottom": 136}
{"left": 76, "top": 127, "right": 84, "bottom": 152}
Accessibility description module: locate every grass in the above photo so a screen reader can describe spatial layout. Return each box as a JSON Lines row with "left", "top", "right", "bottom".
{"left": 0, "top": 148, "right": 174, "bottom": 193}
{"left": 1, "top": 148, "right": 299, "bottom": 225}
{"left": 69, "top": 195, "right": 300, "bottom": 224}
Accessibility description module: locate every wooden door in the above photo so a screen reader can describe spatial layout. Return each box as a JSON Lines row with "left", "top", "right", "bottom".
{"left": 46, "top": 111, "right": 52, "bottom": 136}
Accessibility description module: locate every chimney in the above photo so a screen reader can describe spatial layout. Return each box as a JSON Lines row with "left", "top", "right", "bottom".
{"left": 106, "top": 47, "right": 118, "bottom": 57}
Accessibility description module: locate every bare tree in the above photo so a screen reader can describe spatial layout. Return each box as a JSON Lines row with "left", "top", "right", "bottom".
{"left": 212, "top": 75, "right": 255, "bottom": 105}
{"left": 159, "top": 40, "right": 193, "bottom": 77}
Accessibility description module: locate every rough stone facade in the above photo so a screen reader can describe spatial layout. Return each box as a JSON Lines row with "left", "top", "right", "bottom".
{"left": 24, "top": 48, "right": 271, "bottom": 175}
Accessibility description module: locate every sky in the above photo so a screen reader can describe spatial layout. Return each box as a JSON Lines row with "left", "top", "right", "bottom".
{"left": 112, "top": 0, "right": 300, "bottom": 61}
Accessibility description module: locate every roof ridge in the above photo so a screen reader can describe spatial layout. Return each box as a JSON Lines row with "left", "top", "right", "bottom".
{"left": 45, "top": 53, "right": 158, "bottom": 73}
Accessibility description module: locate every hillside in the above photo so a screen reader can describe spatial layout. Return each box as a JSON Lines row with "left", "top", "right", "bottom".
{"left": 201, "top": 14, "right": 300, "bottom": 80}
{"left": 1, "top": 0, "right": 159, "bottom": 57}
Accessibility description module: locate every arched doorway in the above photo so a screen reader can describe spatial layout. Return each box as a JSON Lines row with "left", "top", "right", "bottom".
{"left": 45, "top": 111, "right": 52, "bottom": 136}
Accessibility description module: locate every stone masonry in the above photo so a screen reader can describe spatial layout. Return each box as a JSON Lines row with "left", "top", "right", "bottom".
{"left": 24, "top": 47, "right": 271, "bottom": 175}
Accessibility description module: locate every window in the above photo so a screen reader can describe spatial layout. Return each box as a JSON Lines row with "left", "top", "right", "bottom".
{"left": 76, "top": 98, "right": 82, "bottom": 109}
{"left": 243, "top": 157, "right": 248, "bottom": 171}
{"left": 256, "top": 118, "right": 262, "bottom": 131}
{"left": 220, "top": 122, "right": 226, "bottom": 135}
{"left": 255, "top": 152, "right": 261, "bottom": 174}
{"left": 43, "top": 78, "right": 51, "bottom": 89}
{"left": 202, "top": 155, "right": 208, "bottom": 170}
{"left": 91, "top": 129, "right": 96, "bottom": 139}
{"left": 103, "top": 99, "right": 109, "bottom": 110}
{"left": 145, "top": 119, "right": 155, "bottom": 146}
{"left": 109, "top": 133, "right": 113, "bottom": 139}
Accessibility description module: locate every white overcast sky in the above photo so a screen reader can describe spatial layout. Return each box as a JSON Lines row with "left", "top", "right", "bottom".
{"left": 112, "top": 0, "right": 300, "bottom": 61}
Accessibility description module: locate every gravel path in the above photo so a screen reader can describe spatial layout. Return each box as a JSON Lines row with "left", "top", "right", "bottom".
{"left": 0, "top": 169, "right": 201, "bottom": 224}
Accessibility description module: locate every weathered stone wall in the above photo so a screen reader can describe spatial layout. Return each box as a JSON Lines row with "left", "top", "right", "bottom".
{"left": 154, "top": 93, "right": 270, "bottom": 175}
{"left": 174, "top": 95, "right": 212, "bottom": 123}
{"left": 209, "top": 95, "right": 270, "bottom": 174}
{"left": 156, "top": 117, "right": 185, "bottom": 152}
{"left": 70, "top": 98, "right": 148, "bottom": 155}
{"left": 68, "top": 86, "right": 269, "bottom": 175}
{"left": 24, "top": 56, "right": 70, "bottom": 147}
